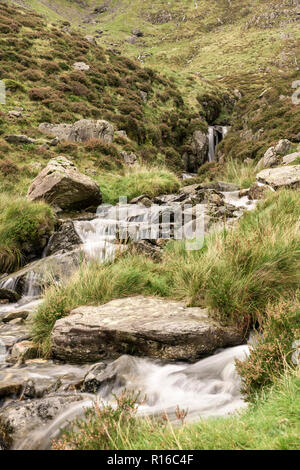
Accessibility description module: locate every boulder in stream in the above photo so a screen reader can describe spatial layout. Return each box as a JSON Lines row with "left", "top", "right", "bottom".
{"left": 51, "top": 296, "right": 245, "bottom": 363}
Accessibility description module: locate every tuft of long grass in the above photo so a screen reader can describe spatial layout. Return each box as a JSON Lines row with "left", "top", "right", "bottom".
{"left": 0, "top": 193, "right": 55, "bottom": 273}
{"left": 220, "top": 158, "right": 257, "bottom": 189}
{"left": 98, "top": 164, "right": 181, "bottom": 205}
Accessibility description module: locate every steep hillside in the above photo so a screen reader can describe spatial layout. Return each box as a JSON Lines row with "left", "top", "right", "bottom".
{"left": 0, "top": 0, "right": 215, "bottom": 199}
{"left": 11, "top": 0, "right": 300, "bottom": 77}
{"left": 9, "top": 0, "right": 300, "bottom": 171}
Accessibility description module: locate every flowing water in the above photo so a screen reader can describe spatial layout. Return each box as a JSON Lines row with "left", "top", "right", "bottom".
{"left": 208, "top": 126, "right": 228, "bottom": 162}
{"left": 0, "top": 183, "right": 260, "bottom": 449}
{"left": 16, "top": 345, "right": 250, "bottom": 450}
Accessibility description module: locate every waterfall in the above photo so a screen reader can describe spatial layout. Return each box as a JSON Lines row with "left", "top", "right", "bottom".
{"left": 208, "top": 127, "right": 215, "bottom": 162}
{"left": 74, "top": 202, "right": 200, "bottom": 262}
{"left": 207, "top": 125, "right": 229, "bottom": 162}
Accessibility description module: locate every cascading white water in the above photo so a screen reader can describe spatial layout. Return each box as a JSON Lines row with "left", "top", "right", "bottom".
{"left": 16, "top": 344, "right": 250, "bottom": 450}
{"left": 208, "top": 127, "right": 215, "bottom": 162}
{"left": 207, "top": 126, "right": 229, "bottom": 162}
{"left": 74, "top": 202, "right": 199, "bottom": 262}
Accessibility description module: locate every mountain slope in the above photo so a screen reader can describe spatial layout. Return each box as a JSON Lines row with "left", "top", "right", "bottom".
{"left": 11, "top": 0, "right": 300, "bottom": 78}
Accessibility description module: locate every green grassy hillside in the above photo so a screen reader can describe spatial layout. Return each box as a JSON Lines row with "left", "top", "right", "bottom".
{"left": 9, "top": 0, "right": 300, "bottom": 170}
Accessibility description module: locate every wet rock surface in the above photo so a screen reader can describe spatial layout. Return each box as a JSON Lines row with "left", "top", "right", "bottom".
{"left": 43, "top": 220, "right": 82, "bottom": 257}
{"left": 0, "top": 393, "right": 88, "bottom": 449}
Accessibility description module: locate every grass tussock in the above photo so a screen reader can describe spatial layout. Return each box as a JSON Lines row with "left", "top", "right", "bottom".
{"left": 33, "top": 190, "right": 300, "bottom": 363}
{"left": 237, "top": 295, "right": 300, "bottom": 396}
{"left": 53, "top": 371, "right": 300, "bottom": 450}
{"left": 0, "top": 193, "right": 55, "bottom": 273}
{"left": 99, "top": 165, "right": 181, "bottom": 204}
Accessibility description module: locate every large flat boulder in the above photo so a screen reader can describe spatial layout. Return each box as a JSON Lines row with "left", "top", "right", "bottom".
{"left": 256, "top": 165, "right": 300, "bottom": 189}
{"left": 51, "top": 296, "right": 244, "bottom": 363}
{"left": 27, "top": 156, "right": 102, "bottom": 211}
{"left": 39, "top": 119, "right": 114, "bottom": 144}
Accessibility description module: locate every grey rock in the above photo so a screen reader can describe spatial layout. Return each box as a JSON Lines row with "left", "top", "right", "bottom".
{"left": 0, "top": 249, "right": 85, "bottom": 297}
{"left": 275, "top": 139, "right": 292, "bottom": 156}
{"left": 256, "top": 165, "right": 300, "bottom": 189}
{"left": 282, "top": 152, "right": 300, "bottom": 165}
{"left": 182, "top": 131, "right": 209, "bottom": 172}
{"left": 139, "top": 90, "right": 148, "bottom": 103}
{"left": 73, "top": 62, "right": 90, "bottom": 71}
{"left": 51, "top": 296, "right": 244, "bottom": 363}
{"left": 121, "top": 151, "right": 137, "bottom": 166}
{"left": 27, "top": 156, "right": 102, "bottom": 211}
{"left": 0, "top": 393, "right": 87, "bottom": 449}
{"left": 255, "top": 146, "right": 279, "bottom": 170}
{"left": 5, "top": 135, "right": 36, "bottom": 145}
{"left": 2, "top": 309, "right": 29, "bottom": 323}
{"left": 39, "top": 119, "right": 114, "bottom": 144}
{"left": 44, "top": 221, "right": 82, "bottom": 257}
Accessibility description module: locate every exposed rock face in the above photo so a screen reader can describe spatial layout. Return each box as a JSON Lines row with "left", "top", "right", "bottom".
{"left": 73, "top": 62, "right": 90, "bottom": 71}
{"left": 0, "top": 394, "right": 87, "bottom": 450}
{"left": 27, "top": 156, "right": 102, "bottom": 211}
{"left": 120, "top": 151, "right": 137, "bottom": 166}
{"left": 274, "top": 139, "right": 292, "bottom": 156}
{"left": 255, "top": 147, "right": 279, "bottom": 170}
{"left": 182, "top": 131, "right": 209, "bottom": 172}
{"left": 44, "top": 221, "right": 82, "bottom": 257}
{"left": 39, "top": 119, "right": 114, "bottom": 144}
{"left": 51, "top": 296, "right": 245, "bottom": 363}
{"left": 256, "top": 165, "right": 300, "bottom": 189}
{"left": 282, "top": 152, "right": 300, "bottom": 165}
{"left": 255, "top": 140, "right": 292, "bottom": 170}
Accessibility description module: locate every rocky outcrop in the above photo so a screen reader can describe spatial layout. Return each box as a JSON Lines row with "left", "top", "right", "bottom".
{"left": 5, "top": 135, "right": 36, "bottom": 145}
{"left": 73, "top": 62, "right": 90, "bottom": 71}
{"left": 282, "top": 152, "right": 300, "bottom": 165}
{"left": 51, "top": 296, "right": 245, "bottom": 363}
{"left": 255, "top": 140, "right": 292, "bottom": 170}
{"left": 120, "top": 151, "right": 137, "bottom": 165}
{"left": 256, "top": 165, "right": 300, "bottom": 189}
{"left": 39, "top": 119, "right": 114, "bottom": 144}
{"left": 27, "top": 156, "right": 102, "bottom": 211}
{"left": 255, "top": 147, "right": 279, "bottom": 170}
{"left": 182, "top": 131, "right": 209, "bottom": 172}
